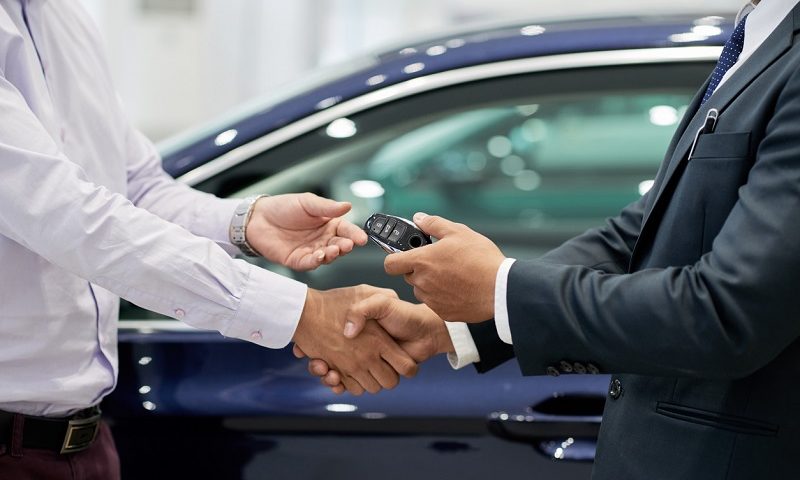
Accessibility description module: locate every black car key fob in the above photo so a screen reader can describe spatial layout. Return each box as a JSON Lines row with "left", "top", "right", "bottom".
{"left": 364, "top": 213, "right": 432, "bottom": 253}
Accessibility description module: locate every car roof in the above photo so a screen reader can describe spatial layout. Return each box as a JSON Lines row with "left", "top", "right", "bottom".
{"left": 161, "top": 14, "right": 732, "bottom": 178}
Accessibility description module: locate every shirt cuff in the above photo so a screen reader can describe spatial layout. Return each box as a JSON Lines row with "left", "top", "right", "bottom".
{"left": 444, "top": 321, "right": 481, "bottom": 369}
{"left": 494, "top": 258, "right": 516, "bottom": 345}
{"left": 222, "top": 262, "right": 308, "bottom": 348}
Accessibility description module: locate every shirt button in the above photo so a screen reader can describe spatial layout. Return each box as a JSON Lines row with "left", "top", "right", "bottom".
{"left": 250, "top": 330, "right": 263, "bottom": 341}
{"left": 173, "top": 308, "right": 185, "bottom": 319}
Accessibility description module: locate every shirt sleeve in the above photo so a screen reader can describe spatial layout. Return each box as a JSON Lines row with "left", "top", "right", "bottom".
{"left": 494, "top": 258, "right": 517, "bottom": 345}
{"left": 121, "top": 113, "right": 242, "bottom": 256}
{"left": 0, "top": 75, "right": 305, "bottom": 349}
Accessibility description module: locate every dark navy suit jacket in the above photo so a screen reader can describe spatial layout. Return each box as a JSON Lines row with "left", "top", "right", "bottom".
{"left": 470, "top": 6, "right": 800, "bottom": 479}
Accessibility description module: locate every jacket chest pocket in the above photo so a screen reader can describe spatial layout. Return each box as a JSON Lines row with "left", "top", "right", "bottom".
{"left": 682, "top": 131, "right": 752, "bottom": 253}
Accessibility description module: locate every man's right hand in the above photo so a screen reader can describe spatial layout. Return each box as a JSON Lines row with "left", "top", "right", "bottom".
{"left": 292, "top": 286, "right": 419, "bottom": 395}
{"left": 294, "top": 294, "right": 454, "bottom": 394}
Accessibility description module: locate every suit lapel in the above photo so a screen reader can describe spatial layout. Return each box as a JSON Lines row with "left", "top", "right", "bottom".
{"left": 637, "top": 7, "right": 798, "bottom": 235}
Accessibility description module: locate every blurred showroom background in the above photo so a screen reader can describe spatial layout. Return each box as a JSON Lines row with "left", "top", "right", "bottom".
{"left": 78, "top": 0, "right": 744, "bottom": 143}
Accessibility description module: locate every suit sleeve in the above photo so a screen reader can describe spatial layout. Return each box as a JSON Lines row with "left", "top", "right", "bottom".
{"left": 468, "top": 185, "right": 650, "bottom": 372}
{"left": 506, "top": 66, "right": 800, "bottom": 378}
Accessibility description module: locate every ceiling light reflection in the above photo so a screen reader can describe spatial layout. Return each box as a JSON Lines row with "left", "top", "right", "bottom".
{"left": 517, "top": 104, "right": 540, "bottom": 116}
{"left": 142, "top": 401, "right": 157, "bottom": 411}
{"left": 426, "top": 45, "right": 447, "bottom": 56}
{"left": 138, "top": 385, "right": 151, "bottom": 394}
{"left": 639, "top": 180, "right": 655, "bottom": 196}
{"left": 445, "top": 38, "right": 465, "bottom": 48}
{"left": 349, "top": 180, "right": 385, "bottom": 199}
{"left": 366, "top": 74, "right": 387, "bottom": 86}
{"left": 487, "top": 135, "right": 513, "bottom": 158}
{"left": 326, "top": 403, "right": 358, "bottom": 413}
{"left": 403, "top": 62, "right": 425, "bottom": 74}
{"left": 214, "top": 129, "right": 238, "bottom": 147}
{"left": 513, "top": 170, "right": 542, "bottom": 191}
{"left": 326, "top": 118, "right": 357, "bottom": 138}
{"left": 316, "top": 96, "right": 341, "bottom": 110}
{"left": 500, "top": 155, "right": 525, "bottom": 176}
{"left": 521, "top": 25, "right": 546, "bottom": 36}
{"left": 138, "top": 356, "right": 152, "bottom": 366}
{"left": 694, "top": 16, "right": 725, "bottom": 26}
{"left": 362, "top": 412, "right": 387, "bottom": 420}
{"left": 669, "top": 32, "right": 709, "bottom": 43}
{"left": 692, "top": 25, "right": 723, "bottom": 36}
{"left": 649, "top": 105, "right": 679, "bottom": 126}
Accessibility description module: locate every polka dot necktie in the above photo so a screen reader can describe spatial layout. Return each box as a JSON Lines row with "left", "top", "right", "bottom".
{"left": 701, "top": 14, "right": 749, "bottom": 105}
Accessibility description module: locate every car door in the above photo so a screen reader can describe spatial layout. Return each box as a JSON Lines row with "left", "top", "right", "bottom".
{"left": 109, "top": 54, "right": 715, "bottom": 480}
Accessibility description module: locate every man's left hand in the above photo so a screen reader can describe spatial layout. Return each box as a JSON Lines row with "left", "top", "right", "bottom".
{"left": 246, "top": 193, "right": 368, "bottom": 271}
{"left": 384, "top": 212, "right": 505, "bottom": 323}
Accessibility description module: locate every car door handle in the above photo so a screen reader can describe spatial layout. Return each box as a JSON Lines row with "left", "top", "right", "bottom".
{"left": 487, "top": 394, "right": 604, "bottom": 461}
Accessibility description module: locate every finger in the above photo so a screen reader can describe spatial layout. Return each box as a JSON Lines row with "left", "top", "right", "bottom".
{"left": 308, "top": 359, "right": 330, "bottom": 377}
{"left": 335, "top": 219, "right": 369, "bottom": 246}
{"left": 291, "top": 249, "right": 327, "bottom": 272}
{"left": 344, "top": 294, "right": 395, "bottom": 339}
{"left": 323, "top": 370, "right": 342, "bottom": 387}
{"left": 370, "top": 359, "right": 400, "bottom": 390}
{"left": 328, "top": 236, "right": 355, "bottom": 254}
{"left": 413, "top": 212, "right": 461, "bottom": 239}
{"left": 352, "top": 372, "right": 383, "bottom": 395}
{"left": 299, "top": 192, "right": 352, "bottom": 219}
{"left": 292, "top": 344, "right": 307, "bottom": 359}
{"left": 331, "top": 385, "right": 346, "bottom": 395}
{"left": 321, "top": 244, "right": 341, "bottom": 264}
{"left": 384, "top": 250, "right": 421, "bottom": 276}
{"left": 341, "top": 376, "right": 365, "bottom": 396}
{"left": 381, "top": 344, "right": 419, "bottom": 379}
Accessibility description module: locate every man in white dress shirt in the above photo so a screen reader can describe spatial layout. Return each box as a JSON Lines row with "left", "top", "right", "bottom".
{"left": 0, "top": 1, "right": 416, "bottom": 478}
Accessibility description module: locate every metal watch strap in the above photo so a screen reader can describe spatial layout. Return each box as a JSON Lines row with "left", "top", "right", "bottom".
{"left": 229, "top": 194, "right": 268, "bottom": 257}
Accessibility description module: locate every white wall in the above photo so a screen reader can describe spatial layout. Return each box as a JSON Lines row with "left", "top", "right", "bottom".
{"left": 79, "top": 0, "right": 744, "bottom": 142}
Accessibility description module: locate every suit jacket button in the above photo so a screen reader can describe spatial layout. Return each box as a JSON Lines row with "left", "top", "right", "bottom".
{"left": 609, "top": 378, "right": 623, "bottom": 400}
{"left": 559, "top": 361, "right": 574, "bottom": 373}
{"left": 573, "top": 362, "right": 587, "bottom": 374}
{"left": 587, "top": 363, "right": 600, "bottom": 375}
{"left": 546, "top": 366, "right": 560, "bottom": 377}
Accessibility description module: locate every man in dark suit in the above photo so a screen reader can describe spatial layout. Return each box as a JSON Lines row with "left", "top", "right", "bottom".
{"left": 302, "top": 0, "right": 800, "bottom": 477}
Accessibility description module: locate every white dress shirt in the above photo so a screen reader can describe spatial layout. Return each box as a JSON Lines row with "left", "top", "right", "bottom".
{"left": 0, "top": 0, "right": 306, "bottom": 416}
{"left": 446, "top": 0, "right": 800, "bottom": 368}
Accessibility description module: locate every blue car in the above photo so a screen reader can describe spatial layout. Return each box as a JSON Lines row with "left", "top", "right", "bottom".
{"left": 107, "top": 13, "right": 731, "bottom": 480}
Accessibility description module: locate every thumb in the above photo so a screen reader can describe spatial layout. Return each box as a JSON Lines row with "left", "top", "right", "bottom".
{"left": 300, "top": 193, "right": 351, "bottom": 218}
{"left": 344, "top": 294, "right": 394, "bottom": 339}
{"left": 413, "top": 212, "right": 460, "bottom": 239}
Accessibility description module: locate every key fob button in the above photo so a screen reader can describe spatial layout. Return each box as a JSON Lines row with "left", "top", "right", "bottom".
{"left": 387, "top": 223, "right": 406, "bottom": 243}
{"left": 380, "top": 218, "right": 397, "bottom": 239}
{"left": 370, "top": 216, "right": 387, "bottom": 234}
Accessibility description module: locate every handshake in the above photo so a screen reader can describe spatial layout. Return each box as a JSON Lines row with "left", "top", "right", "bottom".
{"left": 280, "top": 206, "right": 506, "bottom": 395}
{"left": 244, "top": 193, "right": 506, "bottom": 395}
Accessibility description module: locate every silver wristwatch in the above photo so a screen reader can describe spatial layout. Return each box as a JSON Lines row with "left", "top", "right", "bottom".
{"left": 229, "top": 194, "right": 268, "bottom": 257}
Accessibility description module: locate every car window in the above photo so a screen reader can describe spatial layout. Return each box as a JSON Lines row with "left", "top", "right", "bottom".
{"left": 119, "top": 62, "right": 709, "bottom": 319}
{"left": 238, "top": 92, "right": 686, "bottom": 237}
